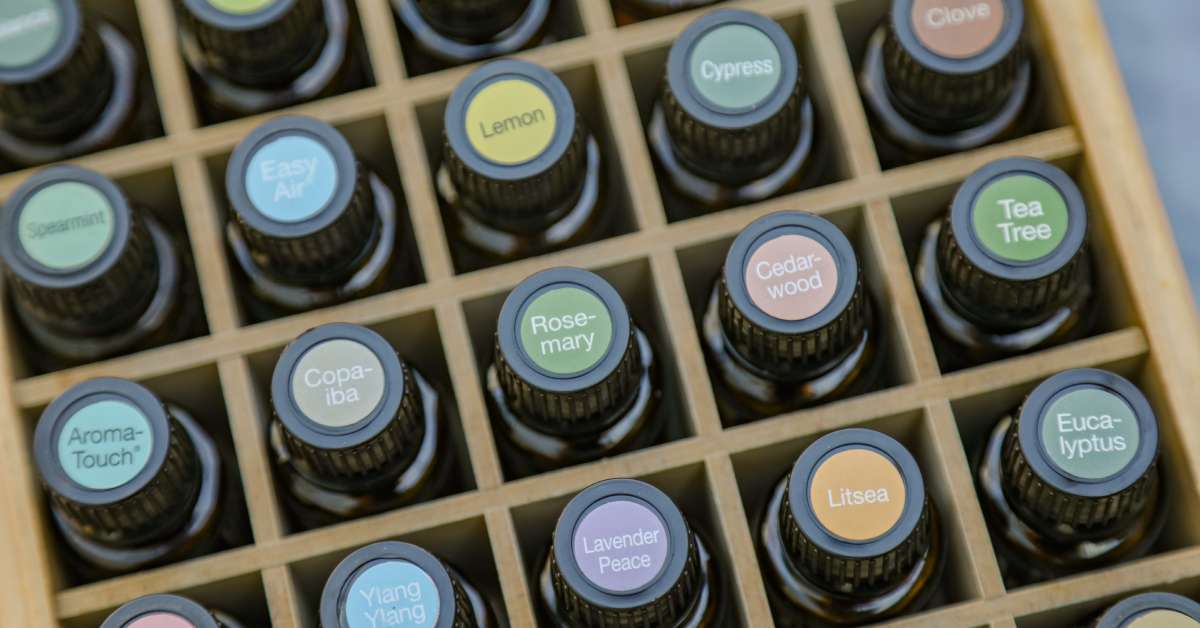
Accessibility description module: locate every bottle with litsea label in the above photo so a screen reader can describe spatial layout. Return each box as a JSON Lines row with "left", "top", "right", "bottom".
{"left": 613, "top": 0, "right": 721, "bottom": 25}
{"left": 859, "top": 0, "right": 1036, "bottom": 167}
{"left": 177, "top": 0, "right": 365, "bottom": 122}
{"left": 102, "top": 594, "right": 245, "bottom": 628}
{"left": 488, "top": 268, "right": 663, "bottom": 476}
{"left": 976, "top": 368, "right": 1165, "bottom": 586}
{"left": 915, "top": 157, "right": 1094, "bottom": 369}
{"left": 759, "top": 428, "right": 944, "bottom": 625}
{"left": 32, "top": 378, "right": 247, "bottom": 580}
{"left": 438, "top": 59, "right": 605, "bottom": 269}
{"left": 225, "top": 115, "right": 408, "bottom": 321}
{"left": 538, "top": 479, "right": 727, "bottom": 626}
{"left": 269, "top": 323, "right": 452, "bottom": 529}
{"left": 393, "top": 0, "right": 551, "bottom": 74}
{"left": 649, "top": 10, "right": 821, "bottom": 216}
{"left": 703, "top": 211, "right": 880, "bottom": 424}
{"left": 320, "top": 541, "right": 497, "bottom": 627}
{"left": 0, "top": 165, "right": 203, "bottom": 372}
{"left": 1090, "top": 592, "right": 1200, "bottom": 628}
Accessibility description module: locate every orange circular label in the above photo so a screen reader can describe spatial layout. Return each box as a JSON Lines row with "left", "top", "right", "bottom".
{"left": 911, "top": 0, "right": 1005, "bottom": 59}
{"left": 744, "top": 234, "right": 838, "bottom": 321}
{"left": 809, "top": 448, "right": 906, "bottom": 542}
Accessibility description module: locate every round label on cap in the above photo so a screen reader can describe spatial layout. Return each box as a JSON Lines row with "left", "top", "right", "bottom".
{"left": 688, "top": 23, "right": 783, "bottom": 111}
{"left": 911, "top": 0, "right": 1006, "bottom": 59}
{"left": 0, "top": 0, "right": 61, "bottom": 69}
{"left": 245, "top": 135, "right": 339, "bottom": 223}
{"left": 971, "top": 174, "right": 1069, "bottom": 263}
{"left": 809, "top": 447, "right": 906, "bottom": 542}
{"left": 1039, "top": 387, "right": 1141, "bottom": 481}
{"left": 126, "top": 613, "right": 197, "bottom": 628}
{"left": 519, "top": 287, "right": 613, "bottom": 376}
{"left": 18, "top": 181, "right": 115, "bottom": 272}
{"left": 290, "top": 339, "right": 386, "bottom": 429}
{"left": 207, "top": 0, "right": 274, "bottom": 14}
{"left": 745, "top": 234, "right": 839, "bottom": 321}
{"left": 1127, "top": 610, "right": 1200, "bottom": 627}
{"left": 464, "top": 79, "right": 557, "bottom": 166}
{"left": 56, "top": 400, "right": 154, "bottom": 491}
{"left": 343, "top": 560, "right": 441, "bottom": 627}
{"left": 572, "top": 499, "right": 670, "bottom": 593}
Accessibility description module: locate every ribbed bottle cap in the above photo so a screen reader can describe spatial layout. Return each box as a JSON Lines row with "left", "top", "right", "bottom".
{"left": 178, "top": 0, "right": 327, "bottom": 86}
{"left": 779, "top": 428, "right": 933, "bottom": 593}
{"left": 1093, "top": 592, "right": 1200, "bottom": 628}
{"left": 1002, "top": 368, "right": 1160, "bottom": 535}
{"left": 33, "top": 378, "right": 201, "bottom": 546}
{"left": 718, "top": 211, "right": 867, "bottom": 380}
{"left": 549, "top": 479, "right": 701, "bottom": 627}
{"left": 101, "top": 594, "right": 223, "bottom": 628}
{"left": 412, "top": 0, "right": 531, "bottom": 42}
{"left": 883, "top": 0, "right": 1025, "bottom": 130}
{"left": 494, "top": 267, "right": 640, "bottom": 435}
{"left": 320, "top": 541, "right": 475, "bottom": 628}
{"left": 272, "top": 323, "right": 424, "bottom": 489}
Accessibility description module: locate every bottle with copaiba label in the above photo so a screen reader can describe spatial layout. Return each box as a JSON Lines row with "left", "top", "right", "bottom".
{"left": 648, "top": 9, "right": 820, "bottom": 217}
{"left": 102, "top": 594, "right": 245, "bottom": 628}
{"left": 393, "top": 0, "right": 551, "bottom": 74}
{"left": 32, "top": 378, "right": 247, "bottom": 581}
{"left": 320, "top": 541, "right": 497, "bottom": 627}
{"left": 976, "top": 368, "right": 1165, "bottom": 586}
{"left": 225, "top": 115, "right": 406, "bottom": 321}
{"left": 915, "top": 157, "right": 1093, "bottom": 370}
{"left": 539, "top": 478, "right": 727, "bottom": 626}
{"left": 703, "top": 211, "right": 880, "bottom": 425}
{"left": 612, "top": 0, "right": 721, "bottom": 25}
{"left": 859, "top": 0, "right": 1035, "bottom": 167}
{"left": 0, "top": 165, "right": 203, "bottom": 373}
{"left": 1090, "top": 592, "right": 1200, "bottom": 628}
{"left": 488, "top": 268, "right": 662, "bottom": 476}
{"left": 269, "top": 323, "right": 451, "bottom": 529}
{"left": 177, "top": 0, "right": 365, "bottom": 122}
{"left": 438, "top": 59, "right": 605, "bottom": 269}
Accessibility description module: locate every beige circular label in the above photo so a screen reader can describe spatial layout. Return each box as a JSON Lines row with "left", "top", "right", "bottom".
{"left": 1128, "top": 610, "right": 1200, "bottom": 627}
{"left": 290, "top": 339, "right": 386, "bottom": 428}
{"left": 911, "top": 0, "right": 1005, "bottom": 59}
{"left": 809, "top": 448, "right": 906, "bottom": 542}
{"left": 744, "top": 234, "right": 839, "bottom": 321}
{"left": 464, "top": 79, "right": 557, "bottom": 166}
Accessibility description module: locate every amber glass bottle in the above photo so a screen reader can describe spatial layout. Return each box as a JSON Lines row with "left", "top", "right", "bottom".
{"left": 102, "top": 594, "right": 245, "bottom": 628}
{"left": 394, "top": 0, "right": 551, "bottom": 74}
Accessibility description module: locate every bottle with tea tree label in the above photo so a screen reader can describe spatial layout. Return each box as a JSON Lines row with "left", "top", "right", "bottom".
{"left": 101, "top": 594, "right": 245, "bottom": 628}
{"left": 393, "top": 0, "right": 551, "bottom": 74}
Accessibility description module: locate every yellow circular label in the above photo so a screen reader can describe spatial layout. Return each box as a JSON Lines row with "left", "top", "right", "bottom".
{"left": 208, "top": 0, "right": 273, "bottom": 14}
{"left": 464, "top": 79, "right": 557, "bottom": 166}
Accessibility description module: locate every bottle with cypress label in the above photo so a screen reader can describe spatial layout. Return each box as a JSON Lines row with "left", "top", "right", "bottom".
{"left": 393, "top": 0, "right": 551, "bottom": 75}
{"left": 1090, "top": 592, "right": 1200, "bottom": 628}
{"left": 102, "top": 594, "right": 245, "bottom": 628}
{"left": 613, "top": 0, "right": 721, "bottom": 25}
{"left": 976, "top": 369, "right": 1166, "bottom": 586}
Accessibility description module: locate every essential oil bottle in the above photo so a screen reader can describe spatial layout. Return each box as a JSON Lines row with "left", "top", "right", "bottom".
{"left": 438, "top": 59, "right": 605, "bottom": 269}
{"left": 225, "top": 115, "right": 407, "bottom": 321}
{"left": 649, "top": 9, "right": 819, "bottom": 216}
{"left": 859, "top": 0, "right": 1035, "bottom": 167}
{"left": 1090, "top": 592, "right": 1200, "bottom": 627}
{"left": 976, "top": 368, "right": 1165, "bottom": 586}
{"left": 759, "top": 428, "right": 943, "bottom": 625}
{"left": 613, "top": 0, "right": 721, "bottom": 25}
{"left": 269, "top": 323, "right": 452, "bottom": 529}
{"left": 320, "top": 541, "right": 497, "bottom": 627}
{"left": 177, "top": 0, "right": 364, "bottom": 122}
{"left": 915, "top": 157, "right": 1093, "bottom": 370}
{"left": 102, "top": 594, "right": 245, "bottom": 628}
{"left": 393, "top": 0, "right": 551, "bottom": 74}
{"left": 33, "top": 378, "right": 246, "bottom": 581}
{"left": 703, "top": 211, "right": 880, "bottom": 425}
{"left": 538, "top": 478, "right": 726, "bottom": 626}
{"left": 487, "top": 267, "right": 662, "bottom": 476}
{"left": 0, "top": 165, "right": 202, "bottom": 372}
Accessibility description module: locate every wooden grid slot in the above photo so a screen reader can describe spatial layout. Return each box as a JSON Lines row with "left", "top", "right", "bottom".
{"left": 1, "top": 0, "right": 1197, "bottom": 626}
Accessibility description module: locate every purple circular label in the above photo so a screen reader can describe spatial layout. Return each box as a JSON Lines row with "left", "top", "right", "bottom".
{"left": 571, "top": 498, "right": 670, "bottom": 593}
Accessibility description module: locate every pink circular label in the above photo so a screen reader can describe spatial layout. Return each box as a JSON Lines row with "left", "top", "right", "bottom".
{"left": 744, "top": 234, "right": 839, "bottom": 320}
{"left": 572, "top": 499, "right": 670, "bottom": 593}
{"left": 126, "top": 613, "right": 196, "bottom": 628}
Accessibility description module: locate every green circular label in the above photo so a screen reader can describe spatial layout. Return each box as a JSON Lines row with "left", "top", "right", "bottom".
{"left": 0, "top": 0, "right": 61, "bottom": 69}
{"left": 688, "top": 23, "right": 783, "bottom": 111}
{"left": 1039, "top": 387, "right": 1140, "bottom": 481}
{"left": 519, "top": 287, "right": 613, "bottom": 376}
{"left": 208, "top": 0, "right": 274, "bottom": 14}
{"left": 971, "top": 174, "right": 1070, "bottom": 262}
{"left": 56, "top": 400, "right": 154, "bottom": 490}
{"left": 18, "top": 181, "right": 115, "bottom": 272}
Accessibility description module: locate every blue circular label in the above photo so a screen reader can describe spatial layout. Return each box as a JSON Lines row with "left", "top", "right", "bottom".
{"left": 244, "top": 135, "right": 339, "bottom": 223}
{"left": 344, "top": 560, "right": 440, "bottom": 627}
{"left": 56, "top": 400, "right": 153, "bottom": 490}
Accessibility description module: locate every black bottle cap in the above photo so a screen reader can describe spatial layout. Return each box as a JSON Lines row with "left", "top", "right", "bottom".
{"left": 227, "top": 115, "right": 376, "bottom": 282}
{"left": 661, "top": 9, "right": 803, "bottom": 184}
{"left": 411, "top": 0, "right": 531, "bottom": 42}
{"left": 1002, "top": 368, "right": 1160, "bottom": 534}
{"left": 938, "top": 157, "right": 1089, "bottom": 329}
{"left": 101, "top": 594, "right": 223, "bottom": 628}
{"left": 0, "top": 165, "right": 158, "bottom": 335}
{"left": 779, "top": 428, "right": 933, "bottom": 592}
{"left": 33, "top": 377, "right": 201, "bottom": 546}
{"left": 494, "top": 267, "right": 640, "bottom": 435}
{"left": 272, "top": 323, "right": 424, "bottom": 487}
{"left": 718, "top": 211, "right": 867, "bottom": 379}
{"left": 320, "top": 541, "right": 475, "bottom": 628}
{"left": 178, "top": 0, "right": 327, "bottom": 86}
{"left": 1093, "top": 592, "right": 1200, "bottom": 628}
{"left": 442, "top": 58, "right": 586, "bottom": 229}
{"left": 549, "top": 479, "right": 701, "bottom": 626}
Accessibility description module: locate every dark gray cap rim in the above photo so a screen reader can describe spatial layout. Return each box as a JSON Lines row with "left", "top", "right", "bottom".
{"left": 180, "top": 0, "right": 298, "bottom": 31}
{"left": 890, "top": 0, "right": 1024, "bottom": 76}
{"left": 1094, "top": 592, "right": 1200, "bottom": 627}
{"left": 101, "top": 593, "right": 221, "bottom": 628}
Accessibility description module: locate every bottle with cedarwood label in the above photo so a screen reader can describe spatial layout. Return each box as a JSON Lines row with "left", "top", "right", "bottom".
{"left": 393, "top": 0, "right": 551, "bottom": 74}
